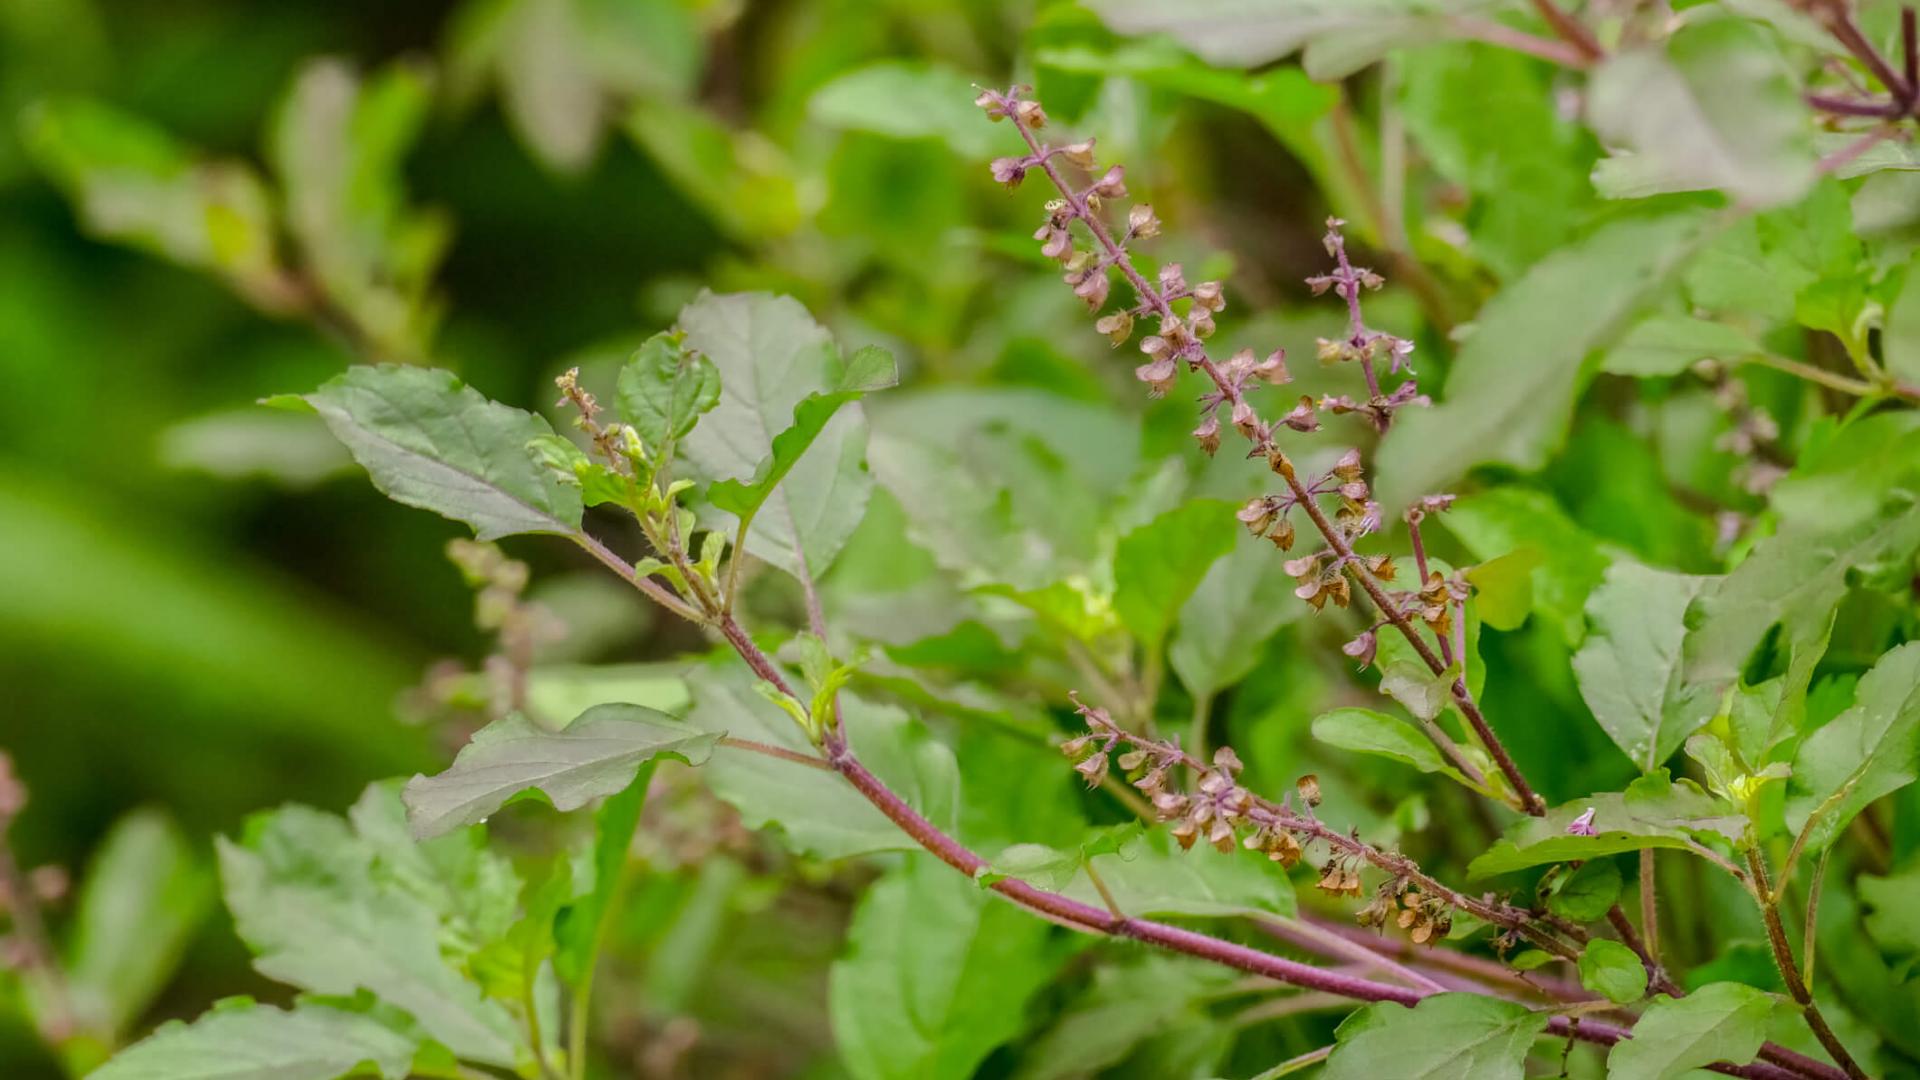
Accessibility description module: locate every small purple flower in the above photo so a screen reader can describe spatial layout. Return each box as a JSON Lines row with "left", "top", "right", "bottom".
{"left": 1566, "top": 807, "right": 1599, "bottom": 837}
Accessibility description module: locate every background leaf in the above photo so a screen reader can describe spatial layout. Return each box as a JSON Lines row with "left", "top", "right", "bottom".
{"left": 1375, "top": 212, "right": 1709, "bottom": 511}
{"left": 830, "top": 854, "right": 1071, "bottom": 1080}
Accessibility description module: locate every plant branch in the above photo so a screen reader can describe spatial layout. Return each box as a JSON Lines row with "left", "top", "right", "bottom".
{"left": 1746, "top": 847, "right": 1868, "bottom": 1079}
{"left": 1001, "top": 102, "right": 1547, "bottom": 816}
{"left": 577, "top": 529, "right": 1840, "bottom": 1080}
{"left": 1528, "top": 0, "right": 1606, "bottom": 64}
{"left": 1640, "top": 850, "right": 1661, "bottom": 971}
{"left": 1451, "top": 15, "right": 1593, "bottom": 67}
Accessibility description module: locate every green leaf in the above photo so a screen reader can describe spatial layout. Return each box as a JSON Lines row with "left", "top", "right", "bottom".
{"left": 1112, "top": 500, "right": 1236, "bottom": 650}
{"left": 1579, "top": 939, "right": 1649, "bottom": 1004}
{"left": 830, "top": 854, "right": 1071, "bottom": 1080}
{"left": 871, "top": 417, "right": 1113, "bottom": 588}
{"left": 449, "top": 0, "right": 700, "bottom": 173}
{"left": 809, "top": 61, "right": 1000, "bottom": 158}
{"left": 1547, "top": 859, "right": 1623, "bottom": 922}
{"left": 1171, "top": 531, "right": 1305, "bottom": 699}
{"left": 1444, "top": 488, "right": 1609, "bottom": 646}
{"left": 1588, "top": 18, "right": 1813, "bottom": 206}
{"left": 1859, "top": 865, "right": 1920, "bottom": 954}
{"left": 1770, "top": 413, "right": 1920, "bottom": 534}
{"left": 1465, "top": 547, "right": 1540, "bottom": 632}
{"left": 1015, "top": 956, "right": 1237, "bottom": 1080}
{"left": 1375, "top": 212, "right": 1710, "bottom": 512}
{"left": 616, "top": 331, "right": 720, "bottom": 450}
{"left": 678, "top": 291, "right": 894, "bottom": 579}
{"left": 1574, "top": 560, "right": 1715, "bottom": 772}
{"left": 1322, "top": 993, "right": 1548, "bottom": 1080}
{"left": 470, "top": 857, "right": 571, "bottom": 1009}
{"left": 707, "top": 365, "right": 892, "bottom": 527}
{"left": 1885, "top": 251, "right": 1920, "bottom": 385}
{"left": 1089, "top": 0, "right": 1497, "bottom": 80}
{"left": 64, "top": 809, "right": 214, "bottom": 1041}
{"left": 402, "top": 704, "right": 718, "bottom": 838}
{"left": 1469, "top": 773, "right": 1744, "bottom": 878}
{"left": 1604, "top": 983, "right": 1780, "bottom": 1078}
{"left": 554, "top": 762, "right": 654, "bottom": 987}
{"left": 218, "top": 787, "right": 523, "bottom": 1066}
{"left": 1602, "top": 314, "right": 1764, "bottom": 377}
{"left": 1033, "top": 41, "right": 1338, "bottom": 213}
{"left": 685, "top": 669, "right": 959, "bottom": 859}
{"left": 1786, "top": 641, "right": 1920, "bottom": 851}
{"left": 1673, "top": 504, "right": 1920, "bottom": 759}
{"left": 21, "top": 98, "right": 281, "bottom": 286}
{"left": 293, "top": 364, "right": 583, "bottom": 541}
{"left": 1377, "top": 650, "right": 1454, "bottom": 722}
{"left": 1398, "top": 41, "right": 1593, "bottom": 274}
{"left": 90, "top": 999, "right": 417, "bottom": 1080}
{"left": 1311, "top": 707, "right": 1472, "bottom": 786}
{"left": 268, "top": 59, "right": 447, "bottom": 360}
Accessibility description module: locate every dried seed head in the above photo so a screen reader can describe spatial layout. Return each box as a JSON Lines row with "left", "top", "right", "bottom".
{"left": 1074, "top": 269, "right": 1111, "bottom": 310}
{"left": 1171, "top": 818, "right": 1199, "bottom": 850}
{"left": 1074, "top": 753, "right": 1109, "bottom": 787}
{"left": 1140, "top": 335, "right": 1175, "bottom": 362}
{"left": 1208, "top": 818, "right": 1237, "bottom": 853}
{"left": 1266, "top": 516, "right": 1296, "bottom": 550}
{"left": 1283, "top": 552, "right": 1321, "bottom": 577}
{"left": 1192, "top": 280, "right": 1225, "bottom": 313}
{"left": 1060, "top": 139, "right": 1096, "bottom": 168}
{"left": 1090, "top": 164, "right": 1127, "bottom": 199}
{"left": 1135, "top": 356, "right": 1179, "bottom": 398}
{"left": 1342, "top": 630, "right": 1377, "bottom": 667}
{"left": 990, "top": 156, "right": 1027, "bottom": 187}
{"left": 1332, "top": 448, "right": 1365, "bottom": 481}
{"left": 1212, "top": 746, "right": 1244, "bottom": 774}
{"left": 1188, "top": 311, "right": 1216, "bottom": 340}
{"left": 1193, "top": 413, "right": 1222, "bottom": 456}
{"left": 1038, "top": 226, "right": 1071, "bottom": 261}
{"left": 1238, "top": 497, "right": 1278, "bottom": 535}
{"left": 1280, "top": 396, "right": 1320, "bottom": 433}
{"left": 974, "top": 89, "right": 1005, "bottom": 117}
{"left": 1255, "top": 349, "right": 1291, "bottom": 384}
{"left": 1224, "top": 347, "right": 1257, "bottom": 382}
{"left": 1060, "top": 735, "right": 1094, "bottom": 758}
{"left": 1158, "top": 262, "right": 1187, "bottom": 295}
{"left": 1095, "top": 311, "right": 1134, "bottom": 346}
{"left": 1230, "top": 399, "right": 1259, "bottom": 437}
{"left": 1128, "top": 203, "right": 1161, "bottom": 238}
{"left": 1296, "top": 773, "right": 1323, "bottom": 807}
{"left": 1012, "top": 99, "right": 1047, "bottom": 129}
{"left": 1269, "top": 831, "right": 1304, "bottom": 866}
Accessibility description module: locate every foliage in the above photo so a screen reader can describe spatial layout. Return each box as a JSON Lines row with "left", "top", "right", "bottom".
{"left": 8, "top": 2, "right": 1920, "bottom": 1080}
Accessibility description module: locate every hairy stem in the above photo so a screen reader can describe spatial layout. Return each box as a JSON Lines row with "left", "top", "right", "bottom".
{"left": 1746, "top": 848, "right": 1868, "bottom": 1079}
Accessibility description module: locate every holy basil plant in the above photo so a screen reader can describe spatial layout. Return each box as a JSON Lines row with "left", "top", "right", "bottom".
{"left": 23, "top": 2, "right": 1920, "bottom": 1079}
